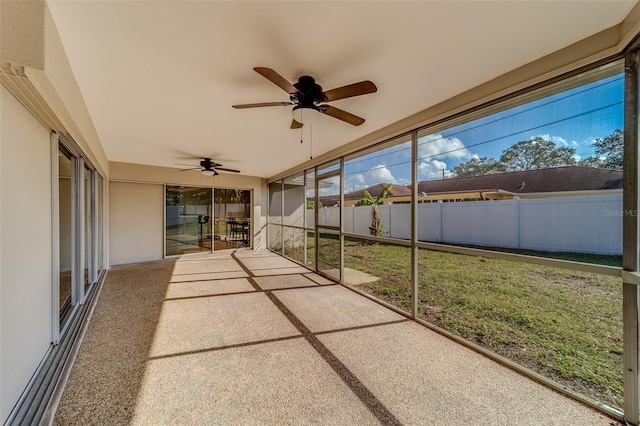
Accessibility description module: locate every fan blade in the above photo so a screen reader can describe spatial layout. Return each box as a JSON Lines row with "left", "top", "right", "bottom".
{"left": 254, "top": 67, "right": 300, "bottom": 94}
{"left": 322, "top": 81, "right": 377, "bottom": 102}
{"left": 177, "top": 163, "right": 199, "bottom": 167}
{"left": 232, "top": 101, "right": 292, "bottom": 109}
{"left": 179, "top": 167, "right": 201, "bottom": 171}
{"left": 319, "top": 105, "right": 365, "bottom": 126}
{"left": 215, "top": 167, "right": 240, "bottom": 173}
{"left": 290, "top": 119, "right": 303, "bottom": 129}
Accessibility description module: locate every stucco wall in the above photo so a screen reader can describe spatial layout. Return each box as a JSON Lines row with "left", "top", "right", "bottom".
{"left": 109, "top": 181, "right": 164, "bottom": 265}
{"left": 0, "top": 86, "right": 52, "bottom": 423}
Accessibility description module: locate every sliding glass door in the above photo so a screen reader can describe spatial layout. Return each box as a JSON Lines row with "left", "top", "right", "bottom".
{"left": 58, "top": 147, "right": 74, "bottom": 327}
{"left": 165, "top": 186, "right": 252, "bottom": 255}
{"left": 165, "top": 186, "right": 212, "bottom": 256}
{"left": 213, "top": 189, "right": 251, "bottom": 250}
{"left": 54, "top": 134, "right": 105, "bottom": 341}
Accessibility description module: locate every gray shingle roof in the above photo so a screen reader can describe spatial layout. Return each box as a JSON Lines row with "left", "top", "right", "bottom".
{"left": 415, "top": 166, "right": 622, "bottom": 194}
{"left": 343, "top": 183, "right": 412, "bottom": 200}
{"left": 319, "top": 167, "right": 622, "bottom": 205}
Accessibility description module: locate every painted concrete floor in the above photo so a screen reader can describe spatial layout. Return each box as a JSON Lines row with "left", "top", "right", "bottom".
{"left": 53, "top": 250, "right": 618, "bottom": 425}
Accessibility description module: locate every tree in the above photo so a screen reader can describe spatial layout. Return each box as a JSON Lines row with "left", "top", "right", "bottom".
{"left": 306, "top": 200, "right": 322, "bottom": 209}
{"left": 578, "top": 156, "right": 605, "bottom": 168}
{"left": 355, "top": 184, "right": 392, "bottom": 237}
{"left": 499, "top": 137, "right": 576, "bottom": 171}
{"left": 585, "top": 129, "right": 623, "bottom": 169}
{"left": 451, "top": 157, "right": 506, "bottom": 177}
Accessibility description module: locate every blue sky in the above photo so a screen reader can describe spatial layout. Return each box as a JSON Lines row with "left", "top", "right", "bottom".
{"left": 326, "top": 72, "right": 625, "bottom": 196}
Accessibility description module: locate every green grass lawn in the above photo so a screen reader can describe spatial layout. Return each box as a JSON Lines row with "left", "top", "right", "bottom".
{"left": 275, "top": 233, "right": 624, "bottom": 409}
{"left": 341, "top": 240, "right": 623, "bottom": 410}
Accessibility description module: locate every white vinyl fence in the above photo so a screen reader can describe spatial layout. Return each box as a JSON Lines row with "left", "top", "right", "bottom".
{"left": 311, "top": 194, "right": 623, "bottom": 255}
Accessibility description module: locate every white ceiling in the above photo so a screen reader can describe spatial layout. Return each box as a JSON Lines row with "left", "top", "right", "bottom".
{"left": 47, "top": 1, "right": 637, "bottom": 179}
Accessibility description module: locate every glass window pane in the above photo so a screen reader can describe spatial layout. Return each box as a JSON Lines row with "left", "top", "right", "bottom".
{"left": 268, "top": 181, "right": 283, "bottom": 224}
{"left": 305, "top": 230, "right": 316, "bottom": 270}
{"left": 84, "top": 166, "right": 93, "bottom": 287}
{"left": 317, "top": 229, "right": 340, "bottom": 280}
{"left": 58, "top": 148, "right": 74, "bottom": 324}
{"left": 344, "top": 237, "right": 412, "bottom": 314}
{"left": 165, "top": 186, "right": 212, "bottom": 256}
{"left": 283, "top": 227, "right": 305, "bottom": 265}
{"left": 96, "top": 174, "right": 104, "bottom": 272}
{"left": 306, "top": 170, "right": 316, "bottom": 229}
{"left": 416, "top": 61, "right": 623, "bottom": 266}
{"left": 344, "top": 135, "right": 412, "bottom": 239}
{"left": 318, "top": 173, "right": 340, "bottom": 227}
{"left": 213, "top": 189, "right": 251, "bottom": 250}
{"left": 283, "top": 173, "right": 305, "bottom": 227}
{"left": 317, "top": 159, "right": 340, "bottom": 176}
{"left": 417, "top": 248, "right": 623, "bottom": 410}
{"left": 268, "top": 224, "right": 282, "bottom": 252}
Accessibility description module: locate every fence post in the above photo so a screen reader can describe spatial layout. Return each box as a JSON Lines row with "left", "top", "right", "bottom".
{"left": 513, "top": 196, "right": 520, "bottom": 249}
{"left": 385, "top": 204, "right": 391, "bottom": 237}
{"left": 437, "top": 200, "right": 443, "bottom": 242}
{"left": 351, "top": 206, "right": 356, "bottom": 234}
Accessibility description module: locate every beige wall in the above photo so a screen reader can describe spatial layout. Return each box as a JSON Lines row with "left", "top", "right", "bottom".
{"left": 0, "top": 1, "right": 45, "bottom": 69}
{"left": 0, "top": 2, "right": 109, "bottom": 421}
{"left": 41, "top": 4, "right": 108, "bottom": 175}
{"left": 109, "top": 162, "right": 268, "bottom": 260}
{"left": 109, "top": 182, "right": 164, "bottom": 265}
{"left": 0, "top": 86, "right": 52, "bottom": 422}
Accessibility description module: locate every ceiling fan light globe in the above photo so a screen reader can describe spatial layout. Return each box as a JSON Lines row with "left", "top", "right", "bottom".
{"left": 292, "top": 106, "right": 321, "bottom": 124}
{"left": 201, "top": 169, "right": 216, "bottom": 176}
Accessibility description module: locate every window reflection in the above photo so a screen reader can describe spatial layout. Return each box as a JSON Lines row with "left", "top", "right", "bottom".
{"left": 58, "top": 148, "right": 73, "bottom": 324}
{"left": 84, "top": 166, "right": 93, "bottom": 288}
{"left": 165, "top": 186, "right": 212, "bottom": 255}
{"left": 213, "top": 189, "right": 251, "bottom": 250}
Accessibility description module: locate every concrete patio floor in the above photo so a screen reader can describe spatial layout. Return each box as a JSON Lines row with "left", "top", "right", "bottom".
{"left": 52, "top": 250, "right": 618, "bottom": 425}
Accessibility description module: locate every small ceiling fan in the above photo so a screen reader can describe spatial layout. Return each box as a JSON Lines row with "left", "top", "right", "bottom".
{"left": 178, "top": 158, "right": 240, "bottom": 176}
{"left": 233, "top": 67, "right": 377, "bottom": 129}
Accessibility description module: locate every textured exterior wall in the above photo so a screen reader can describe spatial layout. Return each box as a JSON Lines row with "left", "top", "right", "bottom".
{"left": 0, "top": 1, "right": 45, "bottom": 69}
{"left": 0, "top": 85, "right": 52, "bottom": 423}
{"left": 109, "top": 181, "right": 164, "bottom": 265}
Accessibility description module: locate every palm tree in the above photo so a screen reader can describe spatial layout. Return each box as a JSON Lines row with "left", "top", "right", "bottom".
{"left": 355, "top": 184, "right": 393, "bottom": 237}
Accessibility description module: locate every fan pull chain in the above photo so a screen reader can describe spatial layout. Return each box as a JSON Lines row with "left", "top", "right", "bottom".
{"left": 310, "top": 123, "right": 313, "bottom": 159}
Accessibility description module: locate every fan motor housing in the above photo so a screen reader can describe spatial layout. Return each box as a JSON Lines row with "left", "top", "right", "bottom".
{"left": 292, "top": 75, "right": 327, "bottom": 105}
{"left": 200, "top": 158, "right": 213, "bottom": 168}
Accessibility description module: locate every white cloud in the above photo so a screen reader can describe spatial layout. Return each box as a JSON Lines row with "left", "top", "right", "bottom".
{"left": 344, "top": 173, "right": 367, "bottom": 193}
{"left": 533, "top": 134, "right": 577, "bottom": 147}
{"left": 418, "top": 134, "right": 471, "bottom": 160}
{"left": 369, "top": 164, "right": 397, "bottom": 184}
{"left": 318, "top": 175, "right": 340, "bottom": 196}
{"left": 418, "top": 160, "right": 451, "bottom": 179}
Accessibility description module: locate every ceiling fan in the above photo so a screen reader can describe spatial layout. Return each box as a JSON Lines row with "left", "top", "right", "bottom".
{"left": 178, "top": 158, "right": 240, "bottom": 176}
{"left": 232, "top": 67, "right": 377, "bottom": 129}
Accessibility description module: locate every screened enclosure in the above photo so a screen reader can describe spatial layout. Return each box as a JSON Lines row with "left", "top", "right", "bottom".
{"left": 268, "top": 58, "right": 635, "bottom": 416}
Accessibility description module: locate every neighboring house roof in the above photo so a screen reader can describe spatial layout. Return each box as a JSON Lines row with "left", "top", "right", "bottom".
{"left": 415, "top": 166, "right": 623, "bottom": 194}
{"left": 344, "top": 183, "right": 412, "bottom": 201}
{"left": 317, "top": 167, "right": 623, "bottom": 205}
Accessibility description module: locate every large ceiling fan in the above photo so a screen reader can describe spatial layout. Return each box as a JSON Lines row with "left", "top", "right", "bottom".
{"left": 178, "top": 158, "right": 240, "bottom": 176}
{"left": 232, "top": 67, "right": 377, "bottom": 129}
